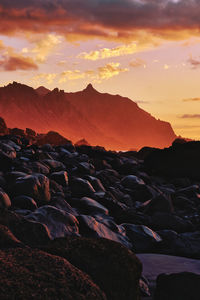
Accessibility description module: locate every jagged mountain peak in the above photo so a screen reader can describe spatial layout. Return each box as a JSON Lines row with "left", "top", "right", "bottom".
{"left": 0, "top": 82, "right": 177, "bottom": 150}
{"left": 35, "top": 86, "right": 50, "bottom": 96}
{"left": 84, "top": 83, "right": 97, "bottom": 93}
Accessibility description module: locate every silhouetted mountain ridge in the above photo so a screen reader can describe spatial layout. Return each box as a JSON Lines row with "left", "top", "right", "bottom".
{"left": 0, "top": 82, "right": 176, "bottom": 150}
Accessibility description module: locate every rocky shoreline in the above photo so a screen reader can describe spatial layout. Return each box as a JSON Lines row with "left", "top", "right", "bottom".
{"left": 1, "top": 129, "right": 200, "bottom": 299}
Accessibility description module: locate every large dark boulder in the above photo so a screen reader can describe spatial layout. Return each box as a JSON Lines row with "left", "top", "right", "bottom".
{"left": 122, "top": 224, "right": 162, "bottom": 253}
{"left": 25, "top": 205, "right": 79, "bottom": 239}
{"left": 144, "top": 141, "right": 200, "bottom": 179}
{"left": 12, "top": 174, "right": 51, "bottom": 205}
{"left": 155, "top": 272, "right": 200, "bottom": 300}
{"left": 0, "top": 248, "right": 106, "bottom": 300}
{"left": 0, "top": 224, "right": 23, "bottom": 248}
{"left": 69, "top": 177, "right": 96, "bottom": 197}
{"left": 40, "top": 236, "right": 142, "bottom": 300}
{"left": 77, "top": 215, "right": 131, "bottom": 249}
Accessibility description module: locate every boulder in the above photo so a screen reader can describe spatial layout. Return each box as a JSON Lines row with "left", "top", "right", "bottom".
{"left": 0, "top": 224, "right": 23, "bottom": 248}
{"left": 41, "top": 236, "right": 142, "bottom": 300}
{"left": 0, "top": 189, "right": 11, "bottom": 209}
{"left": 50, "top": 171, "right": 68, "bottom": 187}
{"left": 25, "top": 205, "right": 79, "bottom": 239}
{"left": 155, "top": 272, "right": 200, "bottom": 300}
{"left": 13, "top": 174, "right": 50, "bottom": 205}
{"left": 121, "top": 175, "right": 145, "bottom": 189}
{"left": 69, "top": 177, "right": 96, "bottom": 197}
{"left": 77, "top": 215, "right": 131, "bottom": 249}
{"left": 123, "top": 224, "right": 162, "bottom": 252}
{"left": 11, "top": 195, "right": 37, "bottom": 211}
{"left": 72, "top": 197, "right": 109, "bottom": 216}
{"left": 0, "top": 248, "right": 106, "bottom": 300}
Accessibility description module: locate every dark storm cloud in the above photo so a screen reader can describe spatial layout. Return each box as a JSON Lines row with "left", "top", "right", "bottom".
{"left": 0, "top": 0, "right": 200, "bottom": 40}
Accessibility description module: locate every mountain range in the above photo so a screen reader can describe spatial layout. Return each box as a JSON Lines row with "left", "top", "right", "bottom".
{"left": 0, "top": 81, "right": 176, "bottom": 150}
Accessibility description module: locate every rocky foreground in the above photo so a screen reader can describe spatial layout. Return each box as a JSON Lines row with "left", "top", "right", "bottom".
{"left": 1, "top": 131, "right": 200, "bottom": 299}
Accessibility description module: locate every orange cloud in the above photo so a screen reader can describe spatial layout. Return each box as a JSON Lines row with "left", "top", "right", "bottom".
{"left": 78, "top": 43, "right": 138, "bottom": 60}
{"left": 183, "top": 97, "right": 200, "bottom": 102}
{"left": 0, "top": 56, "right": 37, "bottom": 71}
{"left": 97, "top": 62, "right": 128, "bottom": 80}
{"left": 0, "top": 39, "right": 38, "bottom": 71}
{"left": 58, "top": 62, "right": 128, "bottom": 83}
{"left": 0, "top": 1, "right": 200, "bottom": 44}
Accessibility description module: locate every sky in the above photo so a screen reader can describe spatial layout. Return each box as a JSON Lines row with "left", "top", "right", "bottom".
{"left": 1, "top": 0, "right": 200, "bottom": 139}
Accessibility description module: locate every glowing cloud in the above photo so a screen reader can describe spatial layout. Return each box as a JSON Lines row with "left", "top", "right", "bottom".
{"left": 78, "top": 43, "right": 137, "bottom": 60}
{"left": 22, "top": 34, "right": 62, "bottom": 63}
{"left": 97, "top": 62, "right": 128, "bottom": 80}
{"left": 59, "top": 70, "right": 85, "bottom": 82}
{"left": 32, "top": 73, "right": 57, "bottom": 84}
{"left": 129, "top": 58, "right": 146, "bottom": 68}
{"left": 58, "top": 62, "right": 128, "bottom": 83}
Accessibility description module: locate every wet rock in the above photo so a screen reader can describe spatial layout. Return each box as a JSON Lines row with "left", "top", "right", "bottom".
{"left": 0, "top": 224, "right": 23, "bottom": 248}
{"left": 69, "top": 177, "right": 96, "bottom": 197}
{"left": 77, "top": 215, "right": 132, "bottom": 249}
{"left": 13, "top": 174, "right": 51, "bottom": 205}
{"left": 30, "top": 161, "right": 50, "bottom": 175}
{"left": 11, "top": 195, "right": 37, "bottom": 211}
{"left": 50, "top": 171, "right": 68, "bottom": 187}
{"left": 123, "top": 224, "right": 162, "bottom": 252}
{"left": 0, "top": 248, "right": 106, "bottom": 300}
{"left": 42, "top": 159, "right": 66, "bottom": 172}
{"left": 157, "top": 230, "right": 200, "bottom": 258}
{"left": 0, "top": 210, "right": 51, "bottom": 246}
{"left": 77, "top": 162, "right": 95, "bottom": 175}
{"left": 84, "top": 175, "right": 106, "bottom": 192}
{"left": 121, "top": 175, "right": 145, "bottom": 189}
{"left": 144, "top": 194, "right": 174, "bottom": 215}
{"left": 155, "top": 272, "right": 200, "bottom": 300}
{"left": 0, "top": 189, "right": 11, "bottom": 209}
{"left": 41, "top": 236, "right": 142, "bottom": 300}
{"left": 72, "top": 197, "right": 109, "bottom": 216}
{"left": 25, "top": 205, "right": 79, "bottom": 239}
{"left": 150, "top": 212, "right": 194, "bottom": 233}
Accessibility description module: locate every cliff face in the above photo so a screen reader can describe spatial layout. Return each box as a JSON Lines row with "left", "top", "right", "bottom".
{"left": 0, "top": 82, "right": 176, "bottom": 150}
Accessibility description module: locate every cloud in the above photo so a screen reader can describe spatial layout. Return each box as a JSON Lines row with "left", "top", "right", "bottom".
{"left": 188, "top": 57, "right": 200, "bottom": 69}
{"left": 1, "top": 0, "right": 200, "bottom": 45}
{"left": 59, "top": 70, "right": 86, "bottom": 82}
{"left": 0, "top": 55, "right": 37, "bottom": 71}
{"left": 182, "top": 97, "right": 200, "bottom": 102}
{"left": 59, "top": 62, "right": 128, "bottom": 83}
{"left": 97, "top": 62, "right": 128, "bottom": 80}
{"left": 164, "top": 64, "right": 170, "bottom": 69}
{"left": 78, "top": 43, "right": 138, "bottom": 60}
{"left": 129, "top": 58, "right": 146, "bottom": 68}
{"left": 0, "top": 39, "right": 38, "bottom": 71}
{"left": 32, "top": 73, "right": 57, "bottom": 84}
{"left": 179, "top": 114, "right": 200, "bottom": 119}
{"left": 23, "top": 34, "right": 62, "bottom": 63}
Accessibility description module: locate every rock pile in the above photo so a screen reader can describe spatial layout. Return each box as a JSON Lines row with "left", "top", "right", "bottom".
{"left": 1, "top": 130, "right": 200, "bottom": 299}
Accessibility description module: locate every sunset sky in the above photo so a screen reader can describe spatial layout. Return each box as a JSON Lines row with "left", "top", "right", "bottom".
{"left": 1, "top": 0, "right": 200, "bottom": 139}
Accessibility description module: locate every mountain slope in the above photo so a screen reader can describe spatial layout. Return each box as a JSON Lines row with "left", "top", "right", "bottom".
{"left": 0, "top": 82, "right": 176, "bottom": 150}
{"left": 66, "top": 84, "right": 176, "bottom": 149}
